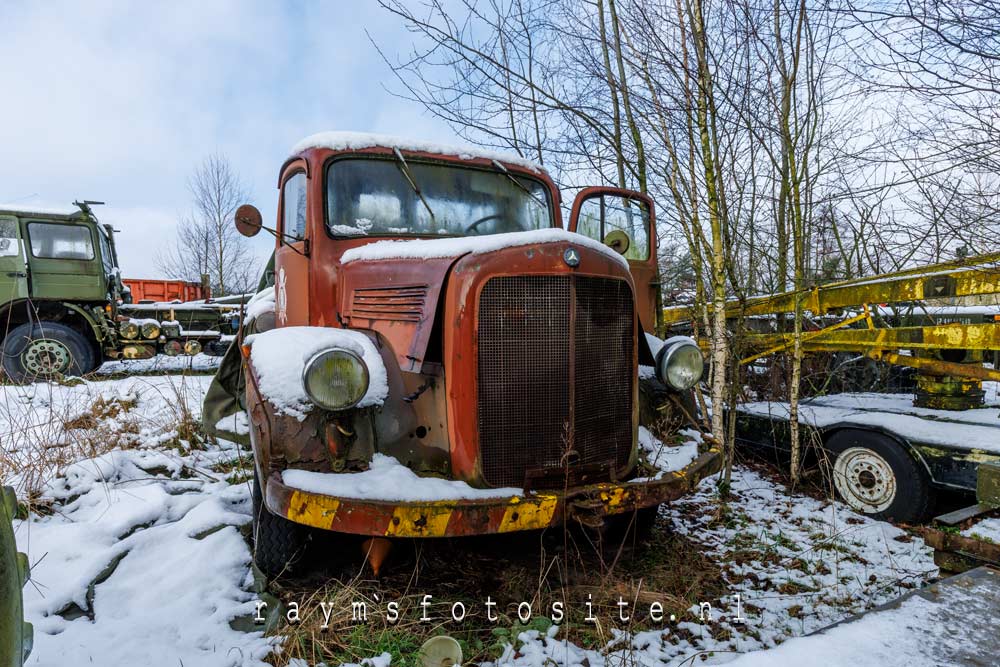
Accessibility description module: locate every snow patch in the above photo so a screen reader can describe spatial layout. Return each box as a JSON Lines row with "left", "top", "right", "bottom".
{"left": 291, "top": 131, "right": 544, "bottom": 173}
{"left": 740, "top": 391, "right": 1000, "bottom": 453}
{"left": 961, "top": 516, "right": 1000, "bottom": 544}
{"left": 281, "top": 454, "right": 522, "bottom": 502}
{"left": 340, "top": 228, "right": 628, "bottom": 269}
{"left": 248, "top": 326, "right": 388, "bottom": 420}
{"left": 243, "top": 287, "right": 275, "bottom": 323}
{"left": 636, "top": 426, "right": 700, "bottom": 479}
{"left": 215, "top": 411, "right": 250, "bottom": 437}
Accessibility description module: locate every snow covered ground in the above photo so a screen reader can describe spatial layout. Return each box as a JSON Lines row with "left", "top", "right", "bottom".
{"left": 487, "top": 465, "right": 937, "bottom": 666}
{"left": 2, "top": 375, "right": 944, "bottom": 667}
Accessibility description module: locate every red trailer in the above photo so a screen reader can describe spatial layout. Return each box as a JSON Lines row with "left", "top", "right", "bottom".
{"left": 122, "top": 278, "right": 208, "bottom": 303}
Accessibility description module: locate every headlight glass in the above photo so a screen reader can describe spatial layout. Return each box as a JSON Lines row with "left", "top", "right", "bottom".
{"left": 302, "top": 348, "right": 369, "bottom": 411}
{"left": 657, "top": 341, "right": 704, "bottom": 391}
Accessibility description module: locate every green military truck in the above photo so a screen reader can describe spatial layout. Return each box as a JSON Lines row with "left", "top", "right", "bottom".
{"left": 0, "top": 202, "right": 238, "bottom": 383}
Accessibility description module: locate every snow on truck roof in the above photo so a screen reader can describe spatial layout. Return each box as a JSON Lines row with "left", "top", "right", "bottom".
{"left": 290, "top": 131, "right": 545, "bottom": 173}
{"left": 0, "top": 203, "right": 83, "bottom": 219}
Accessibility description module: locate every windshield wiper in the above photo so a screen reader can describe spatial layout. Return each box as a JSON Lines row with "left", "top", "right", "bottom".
{"left": 393, "top": 148, "right": 436, "bottom": 224}
{"left": 491, "top": 160, "right": 548, "bottom": 210}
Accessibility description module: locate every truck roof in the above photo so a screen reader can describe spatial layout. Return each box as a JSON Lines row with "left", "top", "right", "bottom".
{"left": 290, "top": 131, "right": 545, "bottom": 174}
{"left": 0, "top": 203, "right": 85, "bottom": 221}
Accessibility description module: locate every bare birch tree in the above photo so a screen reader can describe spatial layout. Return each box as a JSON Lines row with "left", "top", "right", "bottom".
{"left": 156, "top": 154, "right": 258, "bottom": 296}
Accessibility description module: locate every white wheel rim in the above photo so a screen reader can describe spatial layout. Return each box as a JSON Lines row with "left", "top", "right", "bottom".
{"left": 832, "top": 446, "right": 897, "bottom": 514}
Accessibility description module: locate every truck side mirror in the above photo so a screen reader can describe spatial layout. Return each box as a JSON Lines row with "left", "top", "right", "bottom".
{"left": 234, "top": 204, "right": 263, "bottom": 237}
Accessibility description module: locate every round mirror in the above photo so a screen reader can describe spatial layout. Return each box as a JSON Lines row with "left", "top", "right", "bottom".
{"left": 234, "top": 204, "right": 263, "bottom": 237}
{"left": 603, "top": 229, "right": 631, "bottom": 255}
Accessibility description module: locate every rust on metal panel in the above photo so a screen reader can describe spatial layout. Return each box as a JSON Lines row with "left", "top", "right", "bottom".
{"left": 266, "top": 448, "right": 722, "bottom": 537}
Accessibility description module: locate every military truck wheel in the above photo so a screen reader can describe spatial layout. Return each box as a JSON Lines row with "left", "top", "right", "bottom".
{"left": 825, "top": 429, "right": 934, "bottom": 523}
{"left": 251, "top": 471, "right": 309, "bottom": 579}
{"left": 2, "top": 322, "right": 96, "bottom": 383}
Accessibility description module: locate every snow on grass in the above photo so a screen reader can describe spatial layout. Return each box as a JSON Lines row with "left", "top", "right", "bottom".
{"left": 2, "top": 374, "right": 275, "bottom": 666}
{"left": 16, "top": 442, "right": 275, "bottom": 667}
{"left": 0, "top": 374, "right": 213, "bottom": 499}
{"left": 961, "top": 516, "right": 1000, "bottom": 544}
{"left": 482, "top": 465, "right": 937, "bottom": 667}
{"left": 1, "top": 374, "right": 941, "bottom": 667}
{"left": 282, "top": 453, "right": 522, "bottom": 501}
{"left": 721, "top": 569, "right": 992, "bottom": 667}
{"left": 248, "top": 326, "right": 388, "bottom": 420}
{"left": 339, "top": 228, "right": 628, "bottom": 269}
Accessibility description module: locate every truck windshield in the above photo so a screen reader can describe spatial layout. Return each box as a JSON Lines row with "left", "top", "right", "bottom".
{"left": 326, "top": 157, "right": 551, "bottom": 237}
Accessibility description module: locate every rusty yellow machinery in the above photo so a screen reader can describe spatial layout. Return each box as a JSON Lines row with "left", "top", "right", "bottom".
{"left": 663, "top": 252, "right": 1000, "bottom": 410}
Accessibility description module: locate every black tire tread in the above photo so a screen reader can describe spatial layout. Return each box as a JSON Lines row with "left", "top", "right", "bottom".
{"left": 825, "top": 429, "right": 935, "bottom": 523}
{"left": 1, "top": 321, "right": 96, "bottom": 383}
{"left": 251, "top": 472, "right": 307, "bottom": 579}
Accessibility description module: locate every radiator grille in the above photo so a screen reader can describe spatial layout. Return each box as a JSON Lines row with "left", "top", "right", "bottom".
{"left": 477, "top": 275, "right": 634, "bottom": 488}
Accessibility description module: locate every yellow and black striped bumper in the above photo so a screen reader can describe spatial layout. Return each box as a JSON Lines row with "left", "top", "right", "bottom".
{"left": 265, "top": 448, "right": 722, "bottom": 538}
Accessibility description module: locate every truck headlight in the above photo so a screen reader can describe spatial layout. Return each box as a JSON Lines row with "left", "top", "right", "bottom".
{"left": 656, "top": 340, "right": 704, "bottom": 391}
{"left": 302, "top": 348, "right": 369, "bottom": 411}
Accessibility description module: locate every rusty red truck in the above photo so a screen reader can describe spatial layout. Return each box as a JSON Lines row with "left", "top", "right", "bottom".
{"left": 206, "top": 132, "right": 721, "bottom": 577}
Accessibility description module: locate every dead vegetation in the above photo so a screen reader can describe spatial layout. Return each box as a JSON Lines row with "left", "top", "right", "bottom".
{"left": 0, "top": 373, "right": 212, "bottom": 508}
{"left": 262, "top": 518, "right": 729, "bottom": 666}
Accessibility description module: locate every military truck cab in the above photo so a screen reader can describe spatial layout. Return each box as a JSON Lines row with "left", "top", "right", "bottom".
{"left": 227, "top": 132, "right": 721, "bottom": 577}
{"left": 0, "top": 202, "right": 235, "bottom": 383}
{"left": 0, "top": 203, "right": 124, "bottom": 381}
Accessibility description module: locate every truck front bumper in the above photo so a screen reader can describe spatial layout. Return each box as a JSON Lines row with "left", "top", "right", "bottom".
{"left": 265, "top": 446, "right": 722, "bottom": 538}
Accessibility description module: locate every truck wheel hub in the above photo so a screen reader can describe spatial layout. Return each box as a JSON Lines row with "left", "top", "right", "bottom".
{"left": 23, "top": 339, "right": 71, "bottom": 375}
{"left": 833, "top": 447, "right": 896, "bottom": 513}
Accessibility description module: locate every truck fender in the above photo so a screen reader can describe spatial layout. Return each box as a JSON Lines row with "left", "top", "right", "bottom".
{"left": 60, "top": 302, "right": 107, "bottom": 343}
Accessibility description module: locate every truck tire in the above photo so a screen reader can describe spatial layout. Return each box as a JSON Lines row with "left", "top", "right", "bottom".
{"left": 825, "top": 429, "right": 934, "bottom": 523}
{"left": 251, "top": 471, "right": 308, "bottom": 580}
{"left": 604, "top": 505, "right": 659, "bottom": 548}
{"left": 2, "top": 322, "right": 96, "bottom": 384}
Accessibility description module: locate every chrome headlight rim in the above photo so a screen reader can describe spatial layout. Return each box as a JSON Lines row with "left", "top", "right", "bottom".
{"left": 656, "top": 339, "right": 704, "bottom": 391}
{"left": 301, "top": 347, "right": 370, "bottom": 411}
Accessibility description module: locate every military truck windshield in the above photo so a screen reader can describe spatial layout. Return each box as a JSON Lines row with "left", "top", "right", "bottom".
{"left": 27, "top": 222, "right": 94, "bottom": 260}
{"left": 326, "top": 157, "right": 551, "bottom": 237}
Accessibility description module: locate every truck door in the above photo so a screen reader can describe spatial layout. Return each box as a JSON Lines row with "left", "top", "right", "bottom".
{"left": 568, "top": 187, "right": 659, "bottom": 333}
{"left": 274, "top": 167, "right": 310, "bottom": 326}
{"left": 22, "top": 220, "right": 104, "bottom": 300}
{"left": 0, "top": 216, "right": 28, "bottom": 303}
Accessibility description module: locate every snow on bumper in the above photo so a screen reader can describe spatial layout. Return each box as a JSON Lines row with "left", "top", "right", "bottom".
{"left": 265, "top": 447, "right": 722, "bottom": 537}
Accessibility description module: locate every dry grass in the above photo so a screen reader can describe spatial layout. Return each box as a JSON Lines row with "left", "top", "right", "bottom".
{"left": 263, "top": 518, "right": 728, "bottom": 666}
{"left": 0, "top": 373, "right": 211, "bottom": 507}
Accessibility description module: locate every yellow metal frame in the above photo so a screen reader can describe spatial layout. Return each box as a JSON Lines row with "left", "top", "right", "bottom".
{"left": 664, "top": 252, "right": 1000, "bottom": 380}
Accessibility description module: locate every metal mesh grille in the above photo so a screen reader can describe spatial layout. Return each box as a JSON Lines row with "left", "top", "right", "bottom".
{"left": 477, "top": 275, "right": 634, "bottom": 488}
{"left": 574, "top": 277, "right": 634, "bottom": 472}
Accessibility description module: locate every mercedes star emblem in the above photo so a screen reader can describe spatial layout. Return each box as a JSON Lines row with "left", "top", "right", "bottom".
{"left": 563, "top": 247, "right": 580, "bottom": 267}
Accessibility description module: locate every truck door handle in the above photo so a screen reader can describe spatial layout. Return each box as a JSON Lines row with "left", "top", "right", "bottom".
{"left": 5, "top": 272, "right": 26, "bottom": 278}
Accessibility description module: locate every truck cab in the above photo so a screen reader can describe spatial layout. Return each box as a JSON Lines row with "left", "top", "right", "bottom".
{"left": 225, "top": 132, "right": 720, "bottom": 576}
{"left": 0, "top": 203, "right": 235, "bottom": 383}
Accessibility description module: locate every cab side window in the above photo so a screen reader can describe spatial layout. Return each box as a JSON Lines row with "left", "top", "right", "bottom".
{"left": 576, "top": 195, "right": 650, "bottom": 261}
{"left": 27, "top": 222, "right": 94, "bottom": 260}
{"left": 0, "top": 218, "right": 19, "bottom": 257}
{"left": 282, "top": 172, "right": 307, "bottom": 242}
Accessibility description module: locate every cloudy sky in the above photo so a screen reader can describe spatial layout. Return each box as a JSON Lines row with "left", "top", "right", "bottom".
{"left": 0, "top": 1, "right": 452, "bottom": 278}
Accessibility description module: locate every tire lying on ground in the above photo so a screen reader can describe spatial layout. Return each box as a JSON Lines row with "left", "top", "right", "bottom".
{"left": 825, "top": 429, "right": 935, "bottom": 523}
{"left": 1, "top": 486, "right": 32, "bottom": 667}
{"left": 251, "top": 472, "right": 309, "bottom": 580}
{"left": 1, "top": 322, "right": 96, "bottom": 384}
